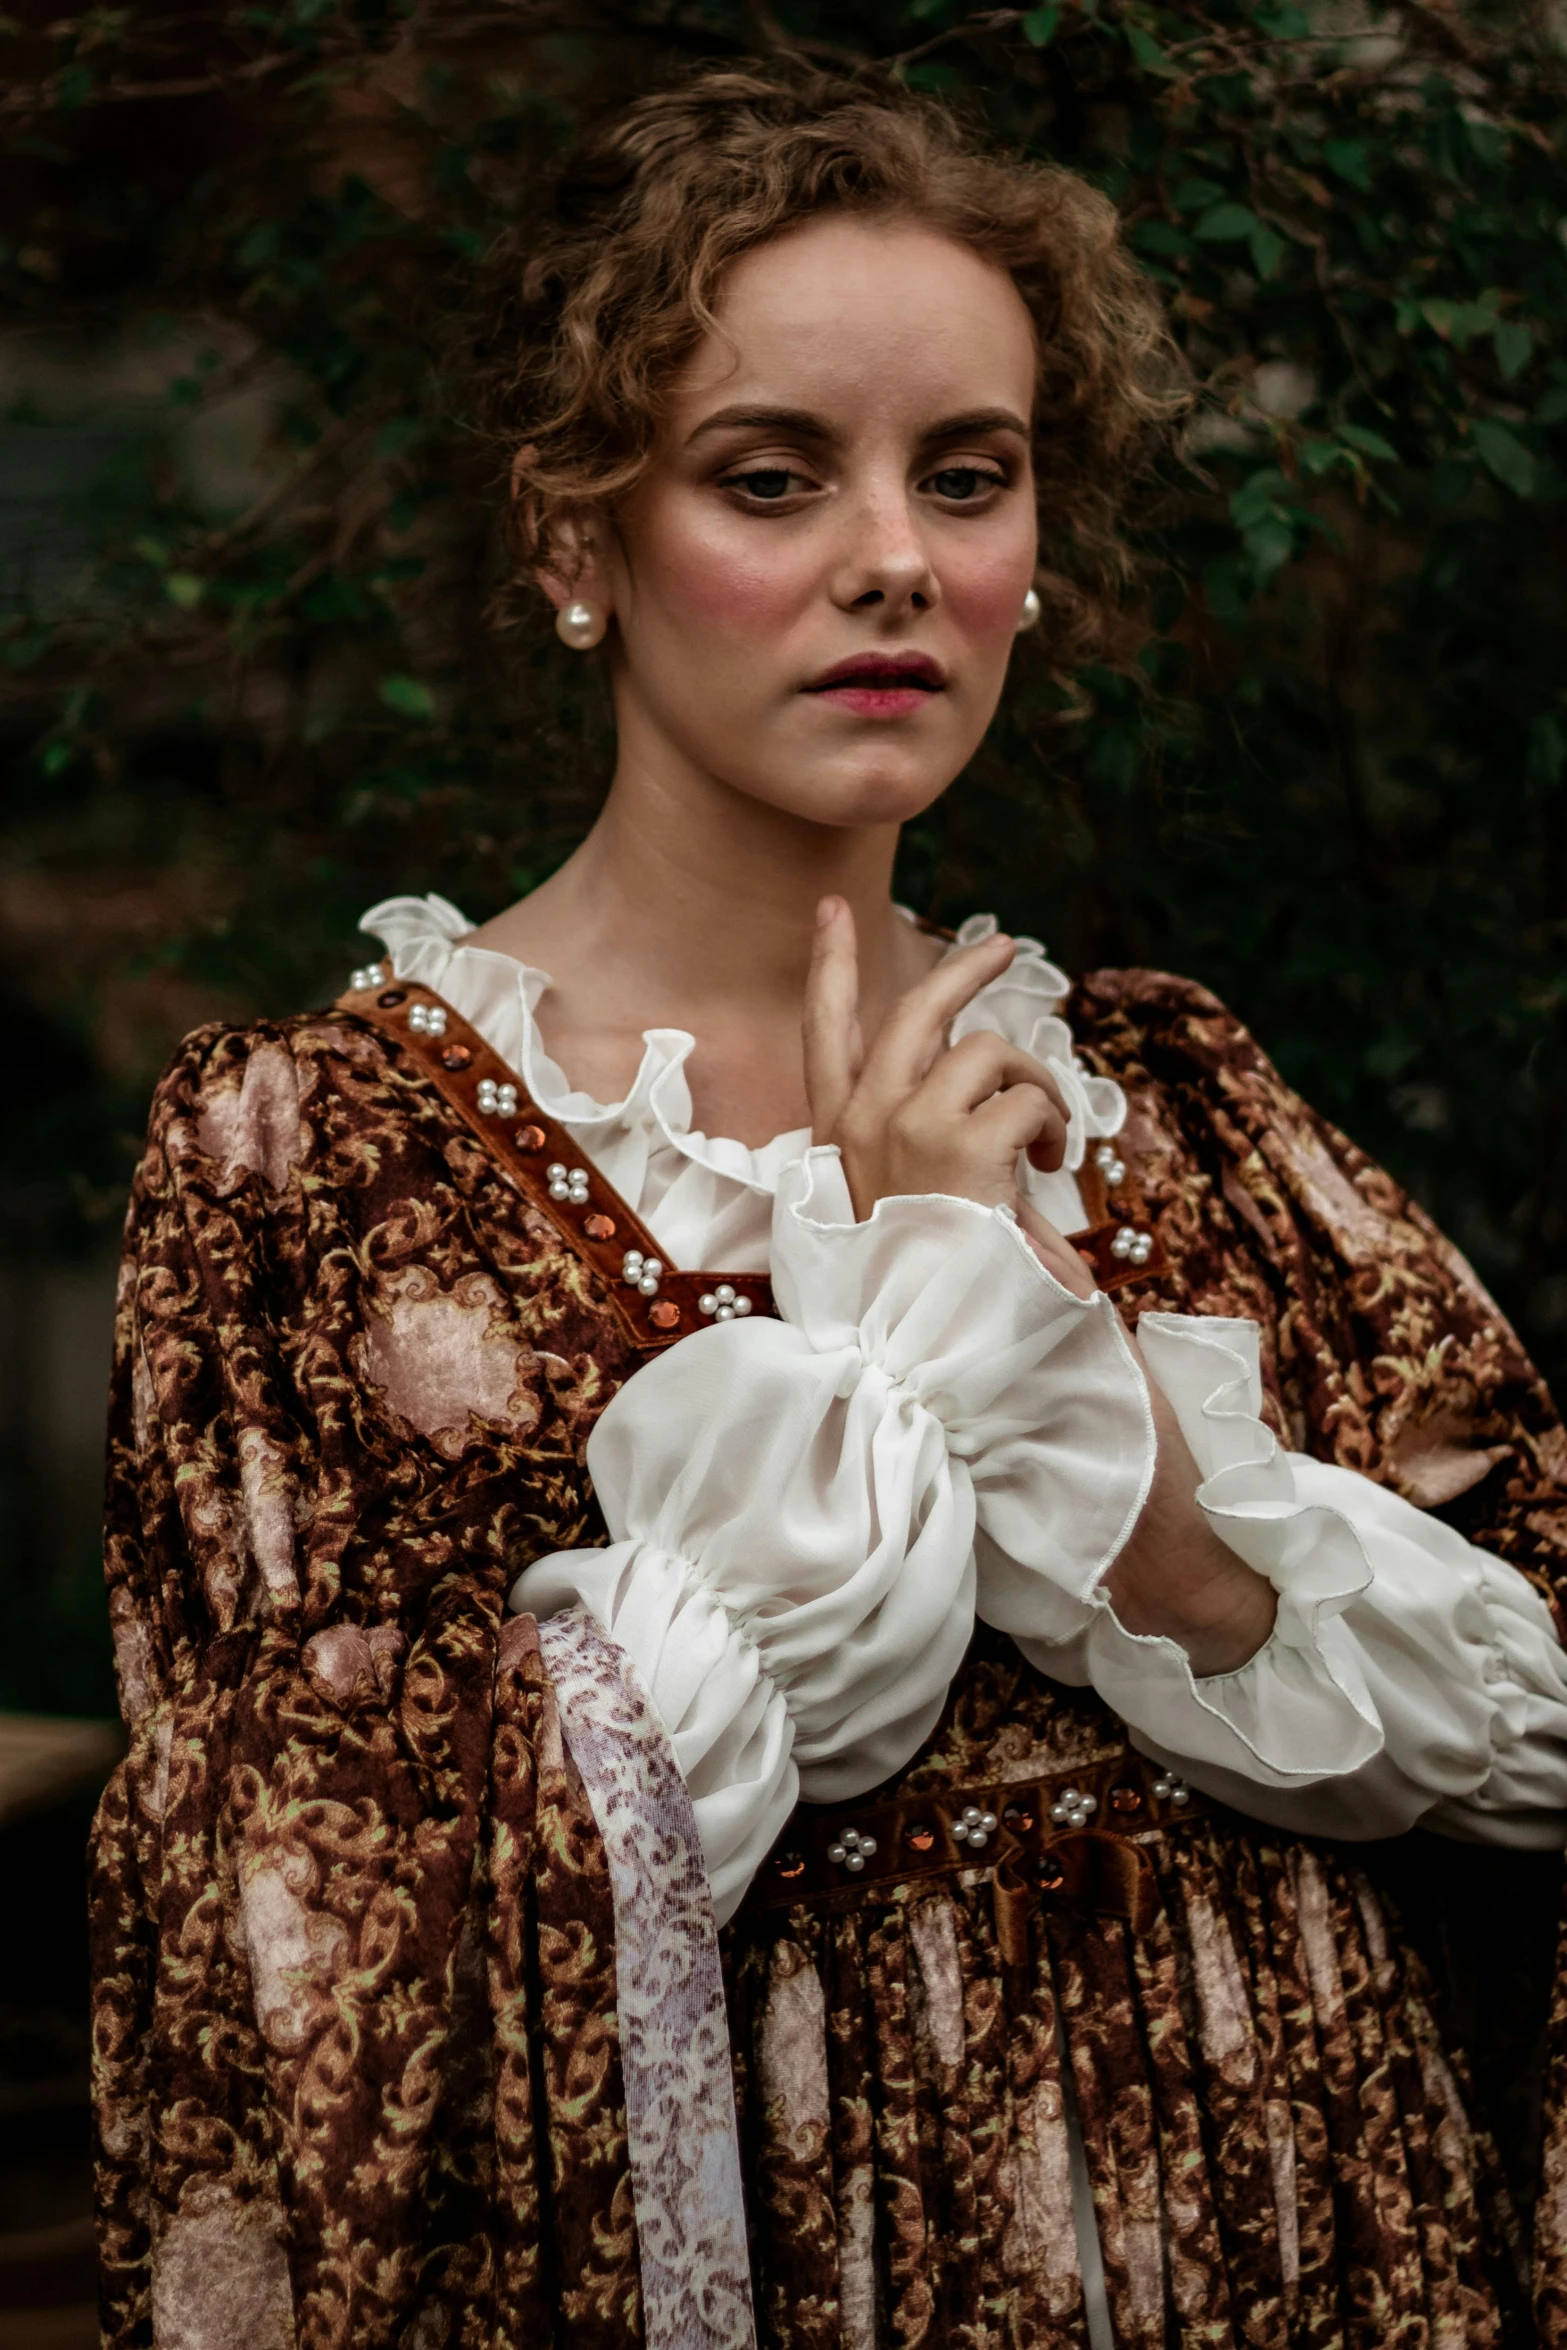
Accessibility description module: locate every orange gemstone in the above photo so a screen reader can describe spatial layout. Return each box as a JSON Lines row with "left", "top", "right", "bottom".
{"left": 439, "top": 1043, "right": 473, "bottom": 1072}
{"left": 648, "top": 1300, "right": 681, "bottom": 1331}
{"left": 583, "top": 1213, "right": 616, "bottom": 1240}
{"left": 1003, "top": 1802, "right": 1036, "bottom": 1832}
{"left": 514, "top": 1125, "right": 547, "bottom": 1152}
{"left": 1109, "top": 1783, "right": 1143, "bottom": 1815}
{"left": 1038, "top": 1854, "right": 1066, "bottom": 1892}
{"left": 904, "top": 1822, "right": 936, "bottom": 1853}
{"left": 775, "top": 1850, "right": 806, "bottom": 1879}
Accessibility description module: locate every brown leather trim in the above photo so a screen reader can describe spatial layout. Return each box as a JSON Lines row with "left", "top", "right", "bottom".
{"left": 742, "top": 1749, "right": 1201, "bottom": 1926}
{"left": 336, "top": 956, "right": 1169, "bottom": 1343}
{"left": 336, "top": 964, "right": 776, "bottom": 1354}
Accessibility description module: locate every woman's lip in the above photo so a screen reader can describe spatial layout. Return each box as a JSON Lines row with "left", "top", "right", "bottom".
{"left": 804, "top": 656, "right": 946, "bottom": 691}
{"left": 809, "top": 683, "right": 939, "bottom": 718}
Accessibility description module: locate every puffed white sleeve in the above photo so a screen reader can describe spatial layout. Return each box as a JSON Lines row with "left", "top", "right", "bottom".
{"left": 510, "top": 1148, "right": 1157, "bottom": 1923}
{"left": 991, "top": 1309, "right": 1567, "bottom": 1847}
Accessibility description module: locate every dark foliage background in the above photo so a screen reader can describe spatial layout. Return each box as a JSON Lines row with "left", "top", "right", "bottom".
{"left": 0, "top": 0, "right": 1562, "bottom": 1712}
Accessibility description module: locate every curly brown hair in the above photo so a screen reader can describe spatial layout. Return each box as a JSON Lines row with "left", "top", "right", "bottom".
{"left": 468, "top": 63, "right": 1189, "bottom": 679}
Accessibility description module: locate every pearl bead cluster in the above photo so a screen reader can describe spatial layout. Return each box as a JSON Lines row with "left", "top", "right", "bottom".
{"left": 408, "top": 1001, "right": 448, "bottom": 1038}
{"left": 1153, "top": 1773, "right": 1191, "bottom": 1807}
{"left": 1093, "top": 1139, "right": 1128, "bottom": 1188}
{"left": 546, "top": 1162, "right": 591, "bottom": 1206}
{"left": 827, "top": 1825, "right": 878, "bottom": 1874}
{"left": 621, "top": 1248, "right": 664, "bottom": 1297}
{"left": 1050, "top": 1786, "right": 1099, "bottom": 1830}
{"left": 698, "top": 1283, "right": 753, "bottom": 1322}
{"left": 951, "top": 1803, "right": 999, "bottom": 1851}
{"left": 476, "top": 1077, "right": 519, "bottom": 1119}
{"left": 1111, "top": 1225, "right": 1154, "bottom": 1267}
{"left": 349, "top": 963, "right": 383, "bottom": 992}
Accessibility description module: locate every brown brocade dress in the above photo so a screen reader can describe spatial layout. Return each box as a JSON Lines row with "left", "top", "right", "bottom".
{"left": 92, "top": 955, "right": 1567, "bottom": 2350}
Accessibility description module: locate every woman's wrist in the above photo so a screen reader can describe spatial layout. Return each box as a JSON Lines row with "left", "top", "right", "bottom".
{"left": 1103, "top": 1547, "right": 1278, "bottom": 1677}
{"left": 1103, "top": 1355, "right": 1279, "bottom": 1677}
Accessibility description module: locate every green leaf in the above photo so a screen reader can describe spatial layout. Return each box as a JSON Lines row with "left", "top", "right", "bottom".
{"left": 1494, "top": 322, "right": 1533, "bottom": 382}
{"left": 164, "top": 573, "right": 205, "bottom": 609}
{"left": 1244, "top": 515, "right": 1297, "bottom": 583}
{"left": 54, "top": 62, "right": 93, "bottom": 110}
{"left": 1470, "top": 419, "right": 1535, "bottom": 498}
{"left": 378, "top": 674, "right": 437, "bottom": 720}
{"left": 1126, "top": 24, "right": 1176, "bottom": 72}
{"left": 1194, "top": 203, "right": 1260, "bottom": 243}
{"left": 1255, "top": 1, "right": 1309, "bottom": 31}
{"left": 1229, "top": 467, "right": 1290, "bottom": 528}
{"left": 1463, "top": 114, "right": 1506, "bottom": 167}
{"left": 1132, "top": 220, "right": 1192, "bottom": 256}
{"left": 1527, "top": 712, "right": 1566, "bottom": 790}
{"left": 1169, "top": 177, "right": 1225, "bottom": 214}
{"left": 1297, "top": 439, "right": 1347, "bottom": 477}
{"left": 238, "top": 220, "right": 281, "bottom": 269}
{"left": 1249, "top": 226, "right": 1286, "bottom": 278}
{"left": 1322, "top": 138, "right": 1371, "bottom": 191}
{"left": 1021, "top": 6, "right": 1059, "bottom": 44}
{"left": 1536, "top": 386, "right": 1567, "bottom": 426}
{"left": 41, "top": 740, "right": 73, "bottom": 775}
{"left": 1430, "top": 457, "right": 1473, "bottom": 506}
{"left": 1338, "top": 422, "right": 1398, "bottom": 463}
{"left": 375, "top": 416, "right": 424, "bottom": 457}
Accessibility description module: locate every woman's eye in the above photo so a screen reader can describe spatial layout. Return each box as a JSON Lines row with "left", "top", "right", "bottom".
{"left": 927, "top": 466, "right": 1002, "bottom": 502}
{"left": 725, "top": 468, "right": 802, "bottom": 501}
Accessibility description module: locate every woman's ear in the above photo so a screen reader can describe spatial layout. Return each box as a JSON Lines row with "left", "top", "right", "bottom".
{"left": 509, "top": 444, "right": 607, "bottom": 616}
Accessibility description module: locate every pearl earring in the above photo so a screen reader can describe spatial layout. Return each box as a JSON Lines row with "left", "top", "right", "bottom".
{"left": 1016, "top": 588, "right": 1042, "bottom": 633}
{"left": 556, "top": 599, "right": 607, "bottom": 650}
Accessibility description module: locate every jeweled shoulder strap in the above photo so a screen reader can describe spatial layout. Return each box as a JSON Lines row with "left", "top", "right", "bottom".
{"left": 336, "top": 964, "right": 775, "bottom": 1353}
{"left": 1068, "top": 1139, "right": 1173, "bottom": 1295}
{"left": 336, "top": 963, "right": 1169, "bottom": 1344}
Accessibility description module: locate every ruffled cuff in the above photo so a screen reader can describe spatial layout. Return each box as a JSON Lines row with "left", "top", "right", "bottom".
{"left": 1058, "top": 1313, "right": 1385, "bottom": 1783}
{"left": 773, "top": 1148, "right": 1157, "bottom": 1599}
{"left": 514, "top": 1541, "right": 799, "bottom": 1924}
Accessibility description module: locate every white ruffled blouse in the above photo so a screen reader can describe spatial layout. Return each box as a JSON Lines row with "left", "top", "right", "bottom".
{"left": 365, "top": 893, "right": 1567, "bottom": 1927}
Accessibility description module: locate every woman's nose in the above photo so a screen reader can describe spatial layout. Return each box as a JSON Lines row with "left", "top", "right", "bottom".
{"left": 829, "top": 490, "right": 940, "bottom": 616}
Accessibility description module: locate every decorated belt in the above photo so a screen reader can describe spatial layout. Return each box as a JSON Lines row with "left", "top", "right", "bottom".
{"left": 743, "top": 1749, "right": 1204, "bottom": 1943}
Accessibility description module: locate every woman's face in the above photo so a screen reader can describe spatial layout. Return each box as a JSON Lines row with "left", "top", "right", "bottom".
{"left": 553, "top": 213, "right": 1040, "bottom": 830}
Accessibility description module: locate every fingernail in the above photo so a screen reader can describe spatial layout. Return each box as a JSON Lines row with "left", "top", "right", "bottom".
{"left": 816, "top": 896, "right": 838, "bottom": 928}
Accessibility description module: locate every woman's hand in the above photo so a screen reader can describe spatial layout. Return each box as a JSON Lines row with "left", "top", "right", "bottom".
{"left": 803, "top": 895, "right": 1095, "bottom": 1293}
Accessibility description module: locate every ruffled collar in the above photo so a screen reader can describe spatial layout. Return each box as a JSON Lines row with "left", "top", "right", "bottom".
{"left": 359, "top": 894, "right": 1125, "bottom": 1211}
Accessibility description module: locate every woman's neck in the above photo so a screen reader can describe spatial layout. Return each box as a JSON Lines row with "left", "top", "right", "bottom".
{"left": 467, "top": 753, "right": 940, "bottom": 1144}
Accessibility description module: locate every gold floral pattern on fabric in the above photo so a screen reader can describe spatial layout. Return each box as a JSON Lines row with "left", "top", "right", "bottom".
{"left": 92, "top": 968, "right": 1565, "bottom": 2347}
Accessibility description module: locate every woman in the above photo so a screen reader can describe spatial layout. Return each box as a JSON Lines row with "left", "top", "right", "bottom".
{"left": 94, "top": 66, "right": 1567, "bottom": 2350}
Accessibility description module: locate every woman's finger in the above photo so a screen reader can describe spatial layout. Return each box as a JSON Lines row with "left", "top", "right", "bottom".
{"left": 914, "top": 1030, "right": 1071, "bottom": 1126}
{"left": 1015, "top": 1199, "right": 1098, "bottom": 1299}
{"left": 802, "top": 896, "right": 863, "bottom": 1140}
{"left": 967, "top": 1083, "right": 1069, "bottom": 1174}
{"left": 855, "top": 932, "right": 1018, "bottom": 1104}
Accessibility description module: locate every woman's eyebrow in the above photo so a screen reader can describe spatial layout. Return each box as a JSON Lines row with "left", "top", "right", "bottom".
{"left": 685, "top": 404, "right": 834, "bottom": 446}
{"left": 684, "top": 402, "right": 1032, "bottom": 448}
{"left": 924, "top": 407, "right": 1030, "bottom": 441}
